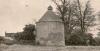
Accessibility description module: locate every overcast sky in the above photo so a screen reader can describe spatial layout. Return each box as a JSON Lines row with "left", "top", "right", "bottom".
{"left": 0, "top": 0, "right": 100, "bottom": 36}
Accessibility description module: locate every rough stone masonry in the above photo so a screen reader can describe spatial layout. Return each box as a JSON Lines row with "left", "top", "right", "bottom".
{"left": 36, "top": 6, "right": 65, "bottom": 46}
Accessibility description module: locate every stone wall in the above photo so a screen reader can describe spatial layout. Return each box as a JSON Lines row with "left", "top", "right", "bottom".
{"left": 36, "top": 21, "right": 65, "bottom": 46}
{"left": 30, "top": 46, "right": 100, "bottom": 51}
{"left": 3, "top": 45, "right": 100, "bottom": 51}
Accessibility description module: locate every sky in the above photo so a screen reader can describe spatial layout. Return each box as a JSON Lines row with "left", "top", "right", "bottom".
{"left": 0, "top": 0, "right": 100, "bottom": 36}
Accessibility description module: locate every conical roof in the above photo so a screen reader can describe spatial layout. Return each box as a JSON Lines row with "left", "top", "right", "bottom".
{"left": 39, "top": 6, "right": 62, "bottom": 22}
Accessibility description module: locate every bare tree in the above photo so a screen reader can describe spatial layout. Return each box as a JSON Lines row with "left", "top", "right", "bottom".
{"left": 52, "top": 0, "right": 78, "bottom": 41}
{"left": 52, "top": 0, "right": 96, "bottom": 45}
{"left": 76, "top": 0, "right": 95, "bottom": 33}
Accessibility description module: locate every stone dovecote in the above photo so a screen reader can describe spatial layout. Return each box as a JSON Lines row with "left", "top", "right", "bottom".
{"left": 36, "top": 6, "right": 65, "bottom": 46}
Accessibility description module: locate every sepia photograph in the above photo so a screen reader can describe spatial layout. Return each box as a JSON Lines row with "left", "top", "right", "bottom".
{"left": 0, "top": 0, "right": 100, "bottom": 51}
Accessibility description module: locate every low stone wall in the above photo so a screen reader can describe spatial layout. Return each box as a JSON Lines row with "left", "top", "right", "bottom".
{"left": 64, "top": 46, "right": 100, "bottom": 51}
{"left": 30, "top": 46, "right": 100, "bottom": 51}
{"left": 3, "top": 45, "right": 100, "bottom": 51}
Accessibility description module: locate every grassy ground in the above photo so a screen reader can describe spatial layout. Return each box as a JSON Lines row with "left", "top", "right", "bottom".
{"left": 0, "top": 44, "right": 8, "bottom": 51}
{"left": 0, "top": 44, "right": 61, "bottom": 51}
{"left": 1, "top": 44, "right": 100, "bottom": 51}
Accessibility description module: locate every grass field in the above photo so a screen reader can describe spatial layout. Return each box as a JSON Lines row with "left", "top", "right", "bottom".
{"left": 1, "top": 44, "right": 100, "bottom": 51}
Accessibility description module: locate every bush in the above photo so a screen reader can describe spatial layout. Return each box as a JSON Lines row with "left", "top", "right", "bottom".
{"left": 13, "top": 24, "right": 36, "bottom": 45}
{"left": 0, "top": 36, "right": 5, "bottom": 44}
{"left": 66, "top": 33, "right": 96, "bottom": 46}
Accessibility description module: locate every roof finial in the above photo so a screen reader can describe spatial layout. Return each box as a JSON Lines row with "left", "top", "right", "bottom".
{"left": 48, "top": 5, "right": 53, "bottom": 10}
